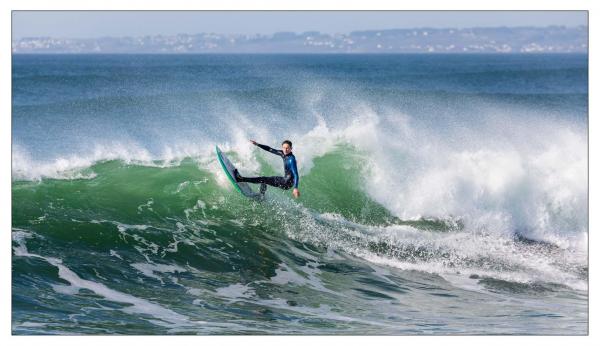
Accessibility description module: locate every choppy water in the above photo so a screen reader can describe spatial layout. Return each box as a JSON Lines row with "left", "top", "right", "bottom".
{"left": 12, "top": 54, "right": 588, "bottom": 334}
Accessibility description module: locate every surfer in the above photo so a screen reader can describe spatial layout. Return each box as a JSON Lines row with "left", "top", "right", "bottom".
{"left": 233, "top": 140, "right": 300, "bottom": 198}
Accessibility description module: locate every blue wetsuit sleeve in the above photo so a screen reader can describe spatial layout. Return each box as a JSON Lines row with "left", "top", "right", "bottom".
{"left": 290, "top": 156, "right": 299, "bottom": 188}
{"left": 255, "top": 143, "right": 283, "bottom": 156}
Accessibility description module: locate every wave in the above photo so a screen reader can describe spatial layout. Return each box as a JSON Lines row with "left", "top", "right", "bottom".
{"left": 12, "top": 115, "right": 588, "bottom": 296}
{"left": 13, "top": 98, "right": 588, "bottom": 245}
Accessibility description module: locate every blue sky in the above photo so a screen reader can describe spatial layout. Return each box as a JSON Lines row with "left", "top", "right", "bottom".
{"left": 12, "top": 11, "right": 587, "bottom": 39}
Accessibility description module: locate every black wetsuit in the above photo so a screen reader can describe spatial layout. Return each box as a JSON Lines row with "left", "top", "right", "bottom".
{"left": 236, "top": 143, "right": 299, "bottom": 190}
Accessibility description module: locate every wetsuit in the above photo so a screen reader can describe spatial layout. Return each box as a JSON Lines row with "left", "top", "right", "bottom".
{"left": 235, "top": 143, "right": 299, "bottom": 190}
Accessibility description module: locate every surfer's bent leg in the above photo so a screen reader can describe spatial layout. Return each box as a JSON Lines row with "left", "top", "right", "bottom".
{"left": 238, "top": 176, "right": 288, "bottom": 189}
{"left": 235, "top": 170, "right": 292, "bottom": 190}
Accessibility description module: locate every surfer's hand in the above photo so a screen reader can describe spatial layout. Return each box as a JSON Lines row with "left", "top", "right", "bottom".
{"left": 292, "top": 188, "right": 300, "bottom": 198}
{"left": 250, "top": 140, "right": 257, "bottom": 145}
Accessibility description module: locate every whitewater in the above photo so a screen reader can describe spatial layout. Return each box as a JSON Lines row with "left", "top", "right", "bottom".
{"left": 12, "top": 54, "right": 587, "bottom": 334}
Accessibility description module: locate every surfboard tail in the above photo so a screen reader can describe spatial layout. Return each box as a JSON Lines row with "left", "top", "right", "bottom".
{"left": 216, "top": 146, "right": 263, "bottom": 199}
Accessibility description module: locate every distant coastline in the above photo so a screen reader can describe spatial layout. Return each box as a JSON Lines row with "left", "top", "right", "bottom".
{"left": 12, "top": 26, "right": 587, "bottom": 54}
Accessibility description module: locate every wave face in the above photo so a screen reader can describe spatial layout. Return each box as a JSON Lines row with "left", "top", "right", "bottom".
{"left": 12, "top": 54, "right": 588, "bottom": 335}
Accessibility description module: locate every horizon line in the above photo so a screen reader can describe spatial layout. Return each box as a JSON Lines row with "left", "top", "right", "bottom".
{"left": 12, "top": 24, "right": 588, "bottom": 40}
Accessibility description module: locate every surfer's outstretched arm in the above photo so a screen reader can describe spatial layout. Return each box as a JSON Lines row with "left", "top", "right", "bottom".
{"left": 250, "top": 140, "right": 283, "bottom": 156}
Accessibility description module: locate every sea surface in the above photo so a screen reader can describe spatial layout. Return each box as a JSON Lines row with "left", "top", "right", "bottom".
{"left": 12, "top": 54, "right": 588, "bottom": 335}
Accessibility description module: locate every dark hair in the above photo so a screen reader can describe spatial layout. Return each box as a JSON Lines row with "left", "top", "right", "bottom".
{"left": 281, "top": 140, "right": 293, "bottom": 147}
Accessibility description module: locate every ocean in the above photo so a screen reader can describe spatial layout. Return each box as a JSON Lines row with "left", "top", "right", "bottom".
{"left": 12, "top": 53, "right": 588, "bottom": 335}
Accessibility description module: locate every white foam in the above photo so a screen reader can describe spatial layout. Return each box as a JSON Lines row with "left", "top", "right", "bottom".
{"left": 11, "top": 139, "right": 218, "bottom": 181}
{"left": 136, "top": 198, "right": 154, "bottom": 213}
{"left": 287, "top": 104, "right": 588, "bottom": 252}
{"left": 269, "top": 262, "right": 341, "bottom": 296}
{"left": 215, "top": 283, "right": 255, "bottom": 301}
{"left": 18, "top": 322, "right": 47, "bottom": 328}
{"left": 286, "top": 204, "right": 588, "bottom": 291}
{"left": 12, "top": 142, "right": 152, "bottom": 181}
{"left": 184, "top": 199, "right": 207, "bottom": 219}
{"left": 131, "top": 262, "right": 187, "bottom": 283}
{"left": 109, "top": 249, "right": 123, "bottom": 260}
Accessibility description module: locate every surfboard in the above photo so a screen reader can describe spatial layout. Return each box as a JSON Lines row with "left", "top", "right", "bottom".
{"left": 215, "top": 146, "right": 263, "bottom": 199}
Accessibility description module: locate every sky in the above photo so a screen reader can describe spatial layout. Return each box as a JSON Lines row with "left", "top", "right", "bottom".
{"left": 12, "top": 11, "right": 587, "bottom": 39}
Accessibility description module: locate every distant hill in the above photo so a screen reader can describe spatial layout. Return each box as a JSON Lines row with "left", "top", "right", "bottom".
{"left": 12, "top": 26, "right": 588, "bottom": 54}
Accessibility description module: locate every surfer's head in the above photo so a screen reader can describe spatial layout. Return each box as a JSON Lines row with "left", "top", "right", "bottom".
{"left": 282, "top": 140, "right": 293, "bottom": 155}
